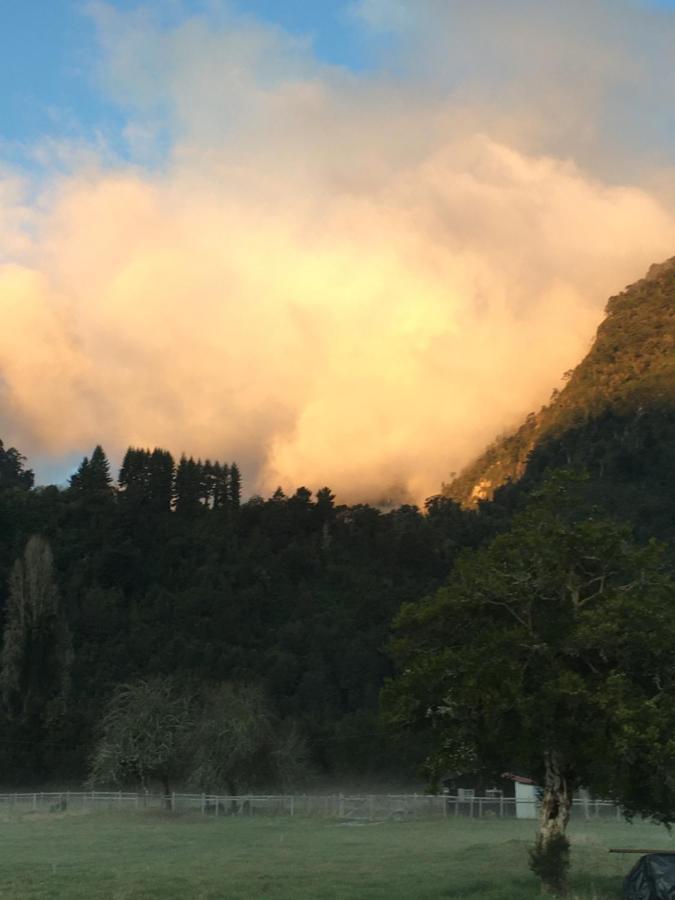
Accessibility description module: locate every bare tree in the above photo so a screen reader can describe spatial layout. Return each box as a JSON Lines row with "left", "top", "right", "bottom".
{"left": 189, "top": 683, "right": 308, "bottom": 796}
{"left": 90, "top": 678, "right": 308, "bottom": 802}
{"left": 89, "top": 677, "right": 194, "bottom": 799}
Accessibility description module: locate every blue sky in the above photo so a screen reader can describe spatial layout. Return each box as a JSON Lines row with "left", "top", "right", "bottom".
{"left": 2, "top": 0, "right": 674, "bottom": 154}
{"left": 0, "top": 1, "right": 373, "bottom": 154}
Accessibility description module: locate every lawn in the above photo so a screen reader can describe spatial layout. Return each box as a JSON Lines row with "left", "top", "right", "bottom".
{"left": 0, "top": 809, "right": 671, "bottom": 899}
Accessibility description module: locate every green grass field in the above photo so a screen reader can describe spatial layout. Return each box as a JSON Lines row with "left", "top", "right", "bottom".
{"left": 0, "top": 809, "right": 671, "bottom": 899}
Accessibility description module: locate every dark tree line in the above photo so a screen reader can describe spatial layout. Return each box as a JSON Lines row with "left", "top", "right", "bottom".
{"left": 0, "top": 438, "right": 485, "bottom": 784}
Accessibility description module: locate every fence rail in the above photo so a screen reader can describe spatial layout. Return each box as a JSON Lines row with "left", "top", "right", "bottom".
{"left": 0, "top": 791, "right": 623, "bottom": 821}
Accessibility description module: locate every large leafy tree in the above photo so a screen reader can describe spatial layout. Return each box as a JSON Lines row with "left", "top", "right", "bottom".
{"left": 383, "top": 477, "right": 675, "bottom": 895}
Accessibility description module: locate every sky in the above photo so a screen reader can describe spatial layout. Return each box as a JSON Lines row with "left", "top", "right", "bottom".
{"left": 0, "top": 1, "right": 383, "bottom": 155}
{"left": 2, "top": 1, "right": 675, "bottom": 501}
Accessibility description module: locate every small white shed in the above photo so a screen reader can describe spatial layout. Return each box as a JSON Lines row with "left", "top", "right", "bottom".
{"left": 502, "top": 773, "right": 539, "bottom": 819}
{"left": 515, "top": 781, "right": 538, "bottom": 819}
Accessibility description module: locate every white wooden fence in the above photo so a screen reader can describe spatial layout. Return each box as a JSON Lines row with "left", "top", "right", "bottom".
{"left": 0, "top": 790, "right": 623, "bottom": 821}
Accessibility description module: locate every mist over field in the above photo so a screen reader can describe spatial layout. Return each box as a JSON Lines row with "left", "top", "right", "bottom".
{"left": 3, "top": 0, "right": 675, "bottom": 500}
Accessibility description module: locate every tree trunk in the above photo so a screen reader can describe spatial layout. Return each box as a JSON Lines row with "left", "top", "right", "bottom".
{"left": 539, "top": 750, "right": 572, "bottom": 847}
{"left": 530, "top": 750, "right": 573, "bottom": 895}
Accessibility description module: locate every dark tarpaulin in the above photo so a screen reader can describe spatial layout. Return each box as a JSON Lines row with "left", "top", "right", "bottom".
{"left": 624, "top": 855, "right": 675, "bottom": 899}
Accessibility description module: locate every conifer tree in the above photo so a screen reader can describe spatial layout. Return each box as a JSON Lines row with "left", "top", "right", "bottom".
{"left": 228, "top": 462, "right": 242, "bottom": 509}
{"left": 88, "top": 445, "right": 113, "bottom": 492}
{"left": 69, "top": 456, "right": 90, "bottom": 492}
{"left": 201, "top": 459, "right": 215, "bottom": 508}
{"left": 175, "top": 455, "right": 202, "bottom": 515}
{"left": 118, "top": 448, "right": 151, "bottom": 504}
{"left": 220, "top": 462, "right": 230, "bottom": 507}
{"left": 211, "top": 461, "right": 225, "bottom": 508}
{"left": 148, "top": 449, "right": 175, "bottom": 513}
{"left": 70, "top": 446, "right": 113, "bottom": 498}
{"left": 316, "top": 487, "right": 335, "bottom": 511}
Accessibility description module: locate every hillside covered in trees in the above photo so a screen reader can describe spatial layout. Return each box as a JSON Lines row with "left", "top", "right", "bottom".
{"left": 446, "top": 257, "right": 675, "bottom": 541}
{"left": 0, "top": 440, "right": 485, "bottom": 784}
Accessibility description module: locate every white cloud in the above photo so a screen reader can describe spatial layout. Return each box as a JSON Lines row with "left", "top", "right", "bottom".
{"left": 1, "top": 0, "right": 675, "bottom": 501}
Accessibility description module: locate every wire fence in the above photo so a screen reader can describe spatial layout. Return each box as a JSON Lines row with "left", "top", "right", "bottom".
{"left": 0, "top": 791, "right": 624, "bottom": 822}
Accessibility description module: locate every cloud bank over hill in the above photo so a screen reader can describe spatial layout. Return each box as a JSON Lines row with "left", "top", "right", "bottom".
{"left": 2, "top": 0, "right": 675, "bottom": 502}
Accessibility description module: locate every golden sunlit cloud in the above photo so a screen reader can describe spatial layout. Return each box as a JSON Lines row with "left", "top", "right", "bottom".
{"left": 2, "top": 1, "right": 675, "bottom": 502}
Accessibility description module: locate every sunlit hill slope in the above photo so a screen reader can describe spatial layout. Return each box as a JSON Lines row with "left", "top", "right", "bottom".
{"left": 445, "top": 257, "right": 675, "bottom": 536}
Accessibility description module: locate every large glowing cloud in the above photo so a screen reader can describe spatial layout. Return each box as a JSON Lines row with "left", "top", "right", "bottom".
{"left": 1, "top": 1, "right": 675, "bottom": 502}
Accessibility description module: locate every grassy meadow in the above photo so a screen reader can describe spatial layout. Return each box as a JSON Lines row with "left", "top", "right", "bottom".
{"left": 0, "top": 809, "right": 670, "bottom": 899}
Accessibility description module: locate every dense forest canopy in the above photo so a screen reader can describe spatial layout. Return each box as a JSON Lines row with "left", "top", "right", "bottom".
{"left": 0, "top": 440, "right": 486, "bottom": 784}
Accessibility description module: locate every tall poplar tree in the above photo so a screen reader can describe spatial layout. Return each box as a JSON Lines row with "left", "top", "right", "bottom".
{"left": 1, "top": 536, "right": 73, "bottom": 731}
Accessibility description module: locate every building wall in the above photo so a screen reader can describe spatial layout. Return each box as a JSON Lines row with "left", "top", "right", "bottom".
{"left": 515, "top": 782, "right": 538, "bottom": 819}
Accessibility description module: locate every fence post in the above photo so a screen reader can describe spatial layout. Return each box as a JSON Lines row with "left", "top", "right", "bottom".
{"left": 32, "top": 793, "right": 37, "bottom": 812}
{"left": 171, "top": 792, "right": 176, "bottom": 813}
{"left": 290, "top": 796, "right": 295, "bottom": 817}
{"left": 201, "top": 794, "right": 206, "bottom": 816}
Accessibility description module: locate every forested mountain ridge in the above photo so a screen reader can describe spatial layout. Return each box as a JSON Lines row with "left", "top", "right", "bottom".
{"left": 445, "top": 257, "right": 675, "bottom": 513}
